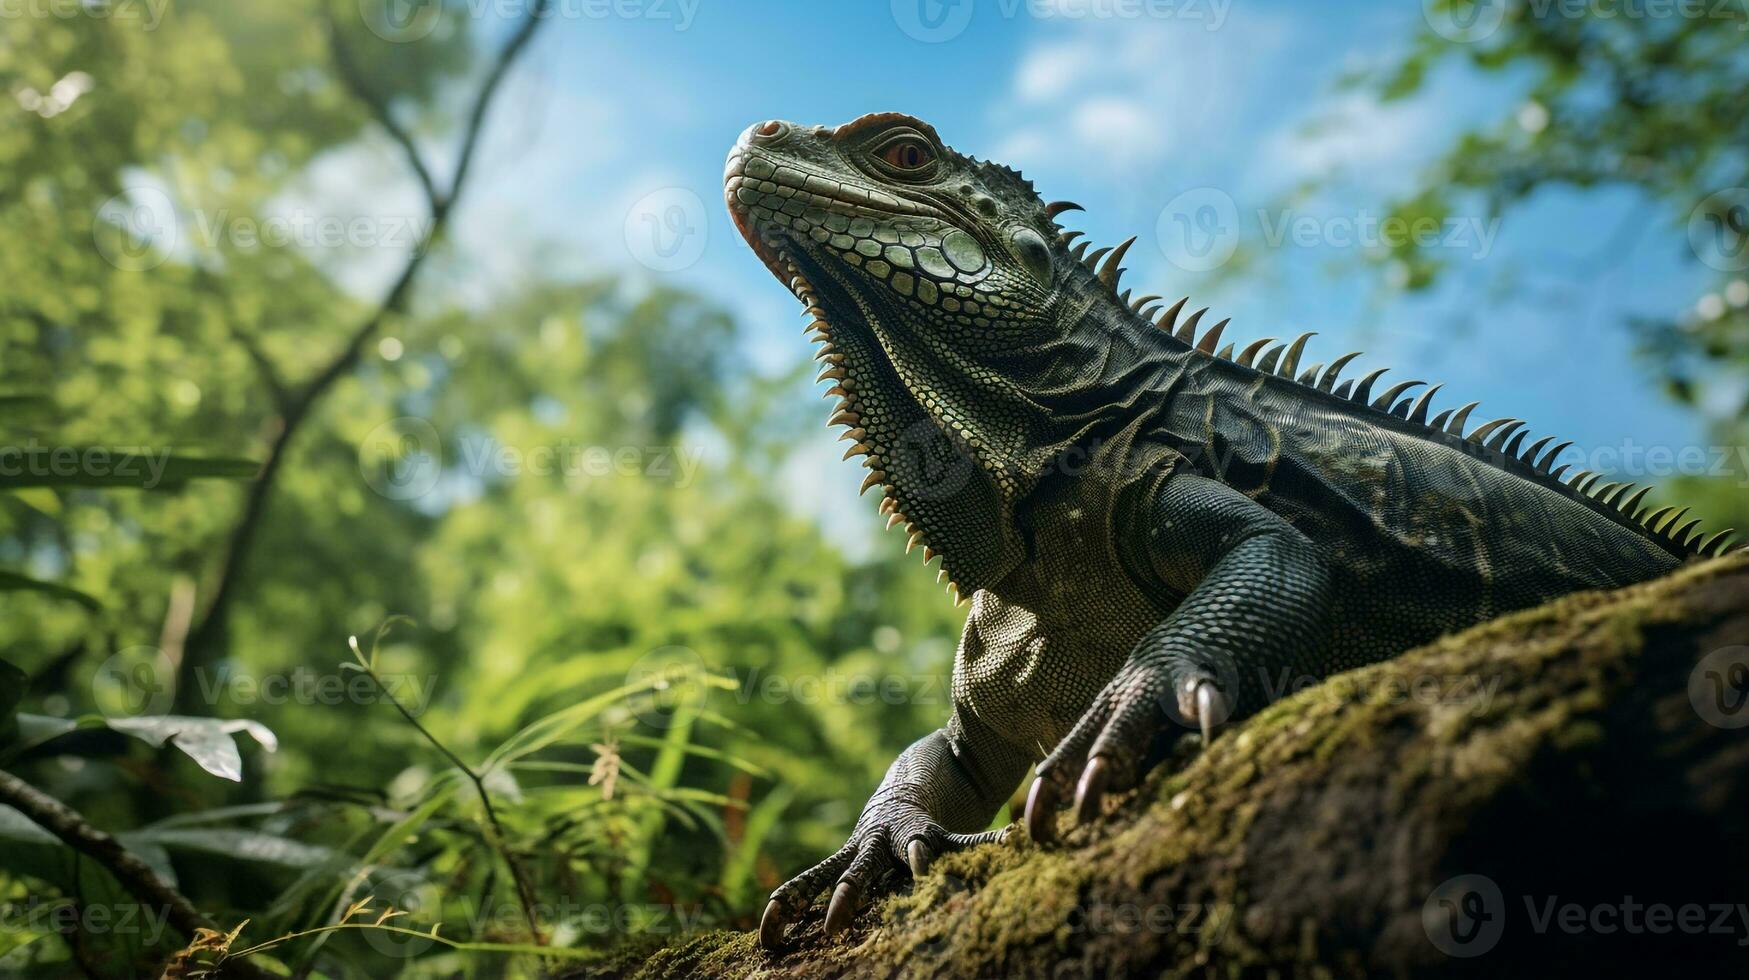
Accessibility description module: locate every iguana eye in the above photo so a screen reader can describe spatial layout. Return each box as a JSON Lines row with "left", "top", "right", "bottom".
{"left": 875, "top": 136, "right": 936, "bottom": 173}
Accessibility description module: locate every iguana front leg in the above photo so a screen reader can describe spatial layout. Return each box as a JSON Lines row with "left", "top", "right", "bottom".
{"left": 1026, "top": 473, "right": 1334, "bottom": 839}
{"left": 758, "top": 706, "right": 1031, "bottom": 948}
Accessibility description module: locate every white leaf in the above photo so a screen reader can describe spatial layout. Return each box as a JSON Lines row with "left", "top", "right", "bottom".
{"left": 106, "top": 715, "right": 277, "bottom": 782}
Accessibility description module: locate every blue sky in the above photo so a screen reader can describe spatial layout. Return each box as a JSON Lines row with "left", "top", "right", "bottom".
{"left": 355, "top": 0, "right": 1722, "bottom": 549}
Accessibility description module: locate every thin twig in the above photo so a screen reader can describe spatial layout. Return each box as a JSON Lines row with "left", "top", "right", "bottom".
{"left": 360, "top": 662, "right": 546, "bottom": 944}
{"left": 0, "top": 769, "right": 277, "bottom": 980}
{"left": 176, "top": 1, "right": 553, "bottom": 711}
{"left": 324, "top": 12, "right": 440, "bottom": 211}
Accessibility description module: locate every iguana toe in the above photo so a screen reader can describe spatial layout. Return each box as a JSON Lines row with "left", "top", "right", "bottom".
{"left": 823, "top": 880, "right": 860, "bottom": 937}
{"left": 907, "top": 838, "right": 932, "bottom": 877}
{"left": 1183, "top": 676, "right": 1231, "bottom": 747}
{"left": 1024, "top": 775, "right": 1059, "bottom": 844}
{"left": 1073, "top": 755, "right": 1111, "bottom": 822}
{"left": 758, "top": 900, "right": 787, "bottom": 949}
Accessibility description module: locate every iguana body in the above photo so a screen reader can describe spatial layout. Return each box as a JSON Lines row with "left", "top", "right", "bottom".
{"left": 722, "top": 113, "right": 1738, "bottom": 947}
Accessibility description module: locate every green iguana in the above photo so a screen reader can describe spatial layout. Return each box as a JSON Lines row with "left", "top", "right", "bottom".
{"left": 722, "top": 112, "right": 1740, "bottom": 949}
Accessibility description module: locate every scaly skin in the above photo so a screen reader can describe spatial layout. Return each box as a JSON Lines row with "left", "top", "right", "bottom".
{"left": 722, "top": 113, "right": 1737, "bottom": 949}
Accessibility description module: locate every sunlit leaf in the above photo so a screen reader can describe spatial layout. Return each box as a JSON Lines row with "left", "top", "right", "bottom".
{"left": 0, "top": 453, "right": 258, "bottom": 491}
{"left": 106, "top": 716, "right": 278, "bottom": 782}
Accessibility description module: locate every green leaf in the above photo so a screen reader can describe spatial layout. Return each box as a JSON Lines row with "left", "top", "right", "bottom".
{"left": 129, "top": 828, "right": 332, "bottom": 868}
{"left": 721, "top": 784, "right": 793, "bottom": 907}
{"left": 0, "top": 571, "right": 101, "bottom": 611}
{"left": 0, "top": 395, "right": 50, "bottom": 415}
{"left": 6, "top": 487, "right": 60, "bottom": 516}
{"left": 142, "top": 801, "right": 294, "bottom": 831}
{"left": 286, "top": 785, "right": 457, "bottom": 971}
{"left": 0, "top": 452, "right": 258, "bottom": 491}
{"left": 481, "top": 674, "right": 687, "bottom": 771}
{"left": 621, "top": 689, "right": 700, "bottom": 890}
{"left": 15, "top": 713, "right": 80, "bottom": 742}
{"left": 613, "top": 732, "right": 771, "bottom": 777}
{"left": 105, "top": 716, "right": 278, "bottom": 782}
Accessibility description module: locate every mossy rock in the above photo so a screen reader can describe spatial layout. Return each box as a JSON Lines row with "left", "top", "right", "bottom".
{"left": 595, "top": 554, "right": 1749, "bottom": 978}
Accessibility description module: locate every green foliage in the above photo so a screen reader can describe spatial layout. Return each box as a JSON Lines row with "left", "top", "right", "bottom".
{"left": 1350, "top": 3, "right": 1749, "bottom": 528}
{"left": 0, "top": 4, "right": 962, "bottom": 976}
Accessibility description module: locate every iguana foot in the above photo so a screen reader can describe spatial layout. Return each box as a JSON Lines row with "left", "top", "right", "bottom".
{"left": 1025, "top": 659, "right": 1233, "bottom": 843}
{"left": 757, "top": 800, "right": 1006, "bottom": 949}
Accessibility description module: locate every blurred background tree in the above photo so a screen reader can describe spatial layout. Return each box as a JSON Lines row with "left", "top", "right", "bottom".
{"left": 0, "top": 1, "right": 961, "bottom": 975}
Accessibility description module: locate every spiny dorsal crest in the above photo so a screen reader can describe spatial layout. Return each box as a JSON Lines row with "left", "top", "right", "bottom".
{"left": 1045, "top": 205, "right": 1741, "bottom": 561}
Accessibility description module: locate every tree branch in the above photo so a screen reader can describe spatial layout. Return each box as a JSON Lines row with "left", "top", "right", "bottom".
{"left": 0, "top": 769, "right": 276, "bottom": 980}
{"left": 176, "top": 2, "right": 552, "bottom": 711}
{"left": 324, "top": 12, "right": 441, "bottom": 212}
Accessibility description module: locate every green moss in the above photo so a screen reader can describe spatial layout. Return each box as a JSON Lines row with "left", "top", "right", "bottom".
{"left": 598, "top": 554, "right": 1749, "bottom": 979}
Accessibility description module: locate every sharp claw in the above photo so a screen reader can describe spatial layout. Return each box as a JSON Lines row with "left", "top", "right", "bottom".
{"left": 758, "top": 899, "right": 786, "bottom": 949}
{"left": 1024, "top": 775, "right": 1058, "bottom": 844}
{"left": 824, "top": 880, "right": 859, "bottom": 936}
{"left": 907, "top": 839, "right": 932, "bottom": 878}
{"left": 1073, "top": 756, "right": 1109, "bottom": 824}
{"left": 1193, "top": 681, "right": 1228, "bottom": 746}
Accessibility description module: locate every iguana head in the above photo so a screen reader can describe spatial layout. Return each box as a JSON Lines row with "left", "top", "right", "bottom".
{"left": 725, "top": 112, "right": 1131, "bottom": 598}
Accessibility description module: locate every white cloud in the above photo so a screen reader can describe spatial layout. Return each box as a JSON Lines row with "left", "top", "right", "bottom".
{"left": 1069, "top": 96, "right": 1166, "bottom": 168}
{"left": 1257, "top": 90, "right": 1440, "bottom": 191}
{"left": 1013, "top": 40, "right": 1097, "bottom": 103}
{"left": 989, "top": 10, "right": 1292, "bottom": 177}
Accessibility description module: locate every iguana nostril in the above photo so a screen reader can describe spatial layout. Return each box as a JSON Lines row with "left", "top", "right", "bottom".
{"left": 756, "top": 120, "right": 782, "bottom": 137}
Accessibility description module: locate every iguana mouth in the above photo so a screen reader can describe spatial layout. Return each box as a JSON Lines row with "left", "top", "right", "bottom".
{"left": 725, "top": 142, "right": 983, "bottom": 600}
